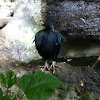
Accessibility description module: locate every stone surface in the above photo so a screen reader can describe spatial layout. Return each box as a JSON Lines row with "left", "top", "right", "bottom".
{"left": 43, "top": 0, "right": 100, "bottom": 38}
{"left": 0, "top": 2, "right": 14, "bottom": 29}
{"left": 0, "top": 52, "right": 100, "bottom": 100}
{"left": 0, "top": 17, "right": 12, "bottom": 28}
{"left": 0, "top": 2, "right": 14, "bottom": 16}
{"left": 0, "top": 0, "right": 100, "bottom": 63}
{"left": 60, "top": 38, "right": 100, "bottom": 58}
{"left": 1, "top": 0, "right": 43, "bottom": 62}
{"left": 0, "top": 0, "right": 13, "bottom": 2}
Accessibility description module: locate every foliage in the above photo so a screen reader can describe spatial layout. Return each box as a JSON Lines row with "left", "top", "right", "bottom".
{"left": 18, "top": 71, "right": 63, "bottom": 100}
{"left": 1, "top": 95, "right": 11, "bottom": 100}
{"left": 0, "top": 88, "right": 11, "bottom": 100}
{"left": 0, "top": 70, "right": 17, "bottom": 89}
{"left": 0, "top": 70, "right": 63, "bottom": 100}
{"left": 0, "top": 88, "right": 3, "bottom": 99}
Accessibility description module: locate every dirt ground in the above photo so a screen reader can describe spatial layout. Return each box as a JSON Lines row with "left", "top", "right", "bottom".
{"left": 0, "top": 49, "right": 100, "bottom": 92}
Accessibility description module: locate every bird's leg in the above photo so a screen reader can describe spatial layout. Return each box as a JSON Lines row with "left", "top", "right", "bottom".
{"left": 51, "top": 61, "right": 56, "bottom": 74}
{"left": 42, "top": 60, "right": 49, "bottom": 72}
{"left": 50, "top": 61, "right": 61, "bottom": 74}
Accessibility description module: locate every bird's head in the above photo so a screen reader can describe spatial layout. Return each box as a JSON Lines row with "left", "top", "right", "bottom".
{"left": 45, "top": 21, "right": 54, "bottom": 30}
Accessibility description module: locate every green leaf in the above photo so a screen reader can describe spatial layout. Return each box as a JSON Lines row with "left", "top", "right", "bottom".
{"left": 18, "top": 71, "right": 63, "bottom": 100}
{"left": 0, "top": 70, "right": 17, "bottom": 88}
{"left": 0, "top": 88, "right": 3, "bottom": 99}
{"left": 1, "top": 95, "right": 11, "bottom": 100}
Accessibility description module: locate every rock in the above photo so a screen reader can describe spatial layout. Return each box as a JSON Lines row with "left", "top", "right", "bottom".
{"left": 1, "top": 0, "right": 43, "bottom": 62}
{"left": 48, "top": 62, "right": 100, "bottom": 100}
{"left": 0, "top": 50, "right": 33, "bottom": 75}
{"left": 0, "top": 0, "right": 100, "bottom": 62}
{"left": 0, "top": 0, "right": 13, "bottom": 2}
{"left": 0, "top": 17, "right": 12, "bottom": 28}
{"left": 43, "top": 0, "right": 100, "bottom": 38}
{"left": 0, "top": 50, "right": 100, "bottom": 100}
{"left": 60, "top": 38, "right": 100, "bottom": 58}
{"left": 49, "top": 83, "right": 100, "bottom": 100}
{"left": 0, "top": 2, "right": 14, "bottom": 17}
{"left": 0, "top": 2, "right": 14, "bottom": 28}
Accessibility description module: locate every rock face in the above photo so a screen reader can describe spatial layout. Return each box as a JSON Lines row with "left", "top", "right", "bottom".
{"left": 0, "top": 0, "right": 100, "bottom": 63}
{"left": 48, "top": 63, "right": 100, "bottom": 100}
{"left": 0, "top": 2, "right": 14, "bottom": 28}
{"left": 0, "top": 17, "right": 12, "bottom": 28}
{"left": 1, "top": 0, "right": 43, "bottom": 62}
{"left": 60, "top": 38, "right": 100, "bottom": 58}
{"left": 43, "top": 0, "right": 100, "bottom": 57}
{"left": 44, "top": 0, "right": 100, "bottom": 38}
{"left": 0, "top": 0, "right": 14, "bottom": 2}
{"left": 0, "top": 51, "right": 100, "bottom": 100}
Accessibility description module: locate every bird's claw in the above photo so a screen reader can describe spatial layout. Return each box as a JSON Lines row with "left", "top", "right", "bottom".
{"left": 41, "top": 61, "right": 61, "bottom": 74}
{"left": 51, "top": 61, "right": 56, "bottom": 74}
{"left": 53, "top": 69, "right": 55, "bottom": 74}
{"left": 41, "top": 60, "right": 49, "bottom": 72}
{"left": 48, "top": 68, "right": 50, "bottom": 71}
{"left": 41, "top": 68, "right": 45, "bottom": 72}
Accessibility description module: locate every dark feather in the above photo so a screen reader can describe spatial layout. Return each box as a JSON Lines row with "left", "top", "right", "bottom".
{"left": 35, "top": 22, "right": 62, "bottom": 61}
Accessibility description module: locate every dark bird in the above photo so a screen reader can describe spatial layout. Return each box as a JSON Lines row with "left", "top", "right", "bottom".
{"left": 34, "top": 21, "right": 63, "bottom": 73}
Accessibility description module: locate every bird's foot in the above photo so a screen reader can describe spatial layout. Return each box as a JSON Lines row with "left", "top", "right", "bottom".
{"left": 41, "top": 60, "right": 49, "bottom": 72}
{"left": 52, "top": 61, "right": 56, "bottom": 74}
{"left": 50, "top": 61, "right": 61, "bottom": 74}
{"left": 40, "top": 61, "right": 61, "bottom": 74}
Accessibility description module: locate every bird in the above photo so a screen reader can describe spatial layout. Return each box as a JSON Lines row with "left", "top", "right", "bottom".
{"left": 34, "top": 21, "right": 63, "bottom": 73}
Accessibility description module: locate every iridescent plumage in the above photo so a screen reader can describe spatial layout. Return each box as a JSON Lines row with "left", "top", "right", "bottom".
{"left": 34, "top": 22, "right": 63, "bottom": 73}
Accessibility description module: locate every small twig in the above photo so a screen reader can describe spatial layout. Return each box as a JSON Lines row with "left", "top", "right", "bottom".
{"left": 6, "top": 88, "right": 9, "bottom": 95}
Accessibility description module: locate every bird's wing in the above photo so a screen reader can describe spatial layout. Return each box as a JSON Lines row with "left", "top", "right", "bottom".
{"left": 54, "top": 30, "right": 63, "bottom": 44}
{"left": 35, "top": 30, "right": 44, "bottom": 49}
{"left": 54, "top": 30, "right": 66, "bottom": 42}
